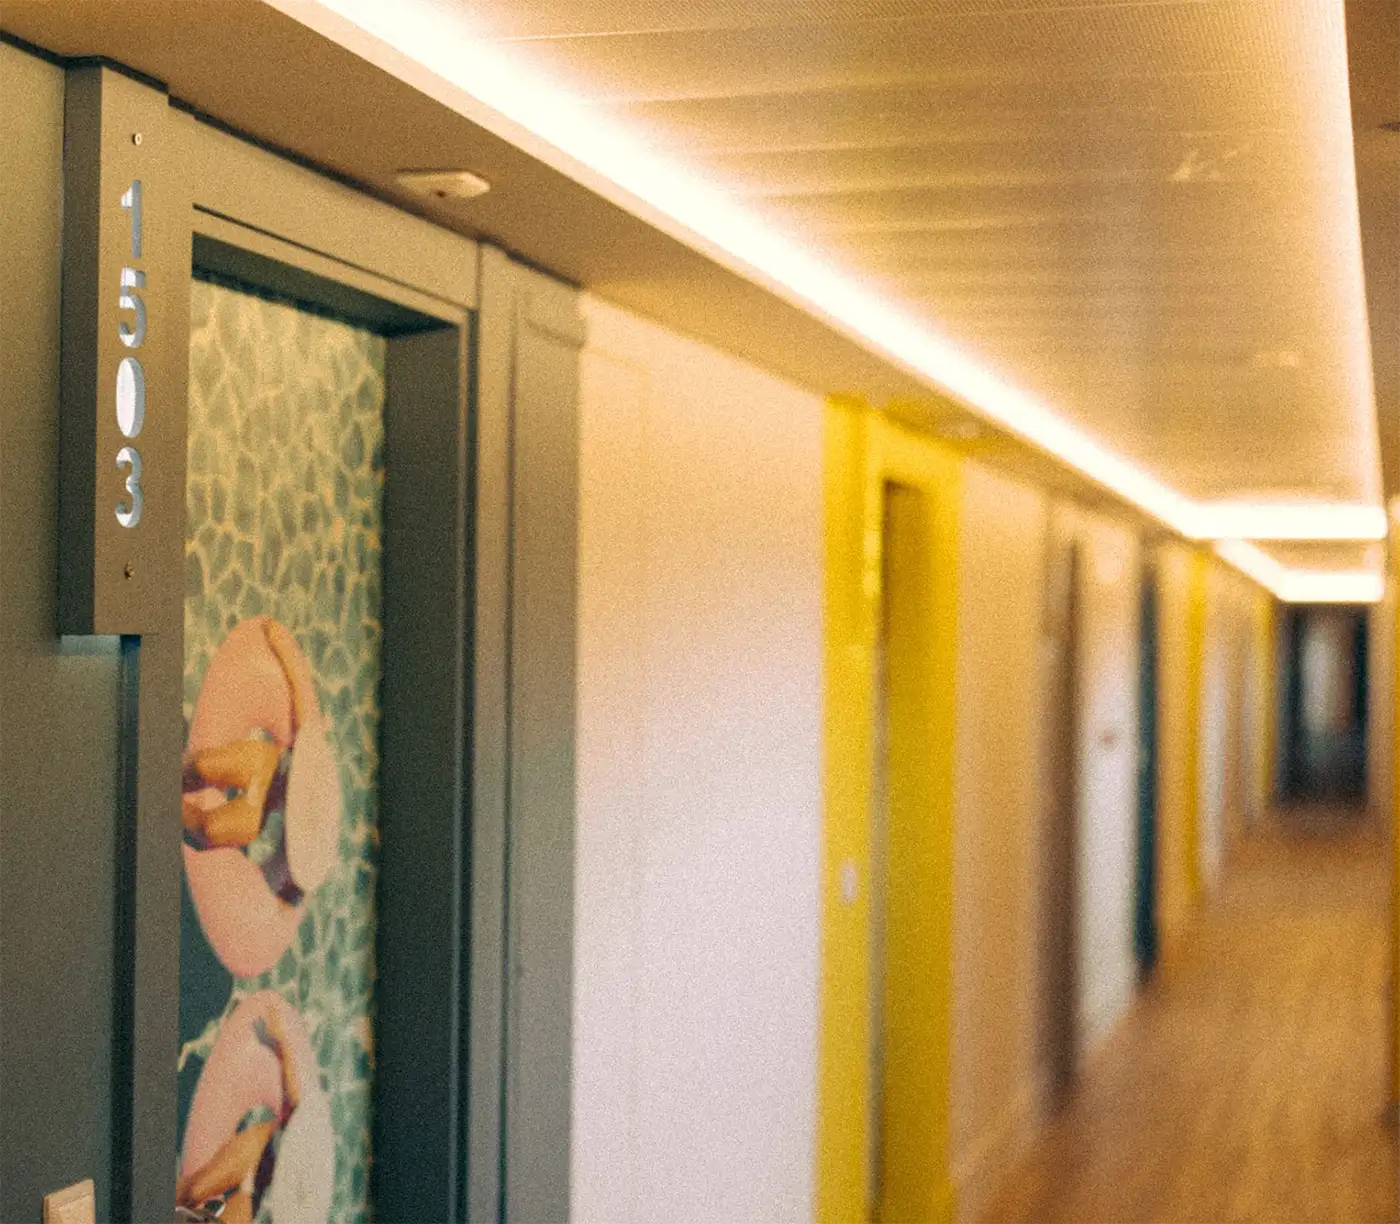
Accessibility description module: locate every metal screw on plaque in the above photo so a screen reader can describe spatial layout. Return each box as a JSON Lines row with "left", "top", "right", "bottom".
{"left": 132, "top": 132, "right": 143, "bottom": 146}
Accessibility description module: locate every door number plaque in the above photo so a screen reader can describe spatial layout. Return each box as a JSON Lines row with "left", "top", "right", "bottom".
{"left": 59, "top": 66, "right": 185, "bottom": 634}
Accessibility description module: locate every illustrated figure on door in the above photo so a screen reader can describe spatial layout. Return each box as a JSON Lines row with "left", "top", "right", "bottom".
{"left": 179, "top": 278, "right": 386, "bottom": 1223}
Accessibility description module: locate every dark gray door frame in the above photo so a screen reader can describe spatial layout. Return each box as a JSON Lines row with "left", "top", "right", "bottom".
{"left": 473, "top": 246, "right": 583, "bottom": 1224}
{"left": 43, "top": 64, "right": 581, "bottom": 1223}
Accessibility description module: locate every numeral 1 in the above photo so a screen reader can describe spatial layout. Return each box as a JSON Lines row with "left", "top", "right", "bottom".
{"left": 120, "top": 180, "right": 142, "bottom": 260}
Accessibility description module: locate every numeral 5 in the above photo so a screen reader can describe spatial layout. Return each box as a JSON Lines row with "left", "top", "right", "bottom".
{"left": 119, "top": 268, "right": 146, "bottom": 348}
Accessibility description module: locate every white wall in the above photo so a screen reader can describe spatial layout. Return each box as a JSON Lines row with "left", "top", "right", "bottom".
{"left": 1203, "top": 570, "right": 1275, "bottom": 876}
{"left": 573, "top": 296, "right": 824, "bottom": 1224}
{"left": 1058, "top": 506, "right": 1142, "bottom": 1054}
{"left": 949, "top": 463, "right": 1047, "bottom": 1221}
{"left": 1199, "top": 571, "right": 1228, "bottom": 888}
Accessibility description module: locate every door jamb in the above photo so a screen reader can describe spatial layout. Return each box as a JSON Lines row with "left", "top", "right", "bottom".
{"left": 816, "top": 399, "right": 960, "bottom": 1224}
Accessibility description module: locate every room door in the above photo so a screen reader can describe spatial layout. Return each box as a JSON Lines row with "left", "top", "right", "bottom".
{"left": 1135, "top": 566, "right": 1159, "bottom": 977}
{"left": 1041, "top": 537, "right": 1081, "bottom": 1104}
{"left": 40, "top": 60, "right": 581, "bottom": 1224}
{"left": 175, "top": 131, "right": 480, "bottom": 1224}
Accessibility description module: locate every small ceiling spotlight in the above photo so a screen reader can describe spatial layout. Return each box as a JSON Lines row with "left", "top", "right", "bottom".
{"left": 1248, "top": 348, "right": 1301, "bottom": 370}
{"left": 394, "top": 168, "right": 492, "bottom": 203}
{"left": 937, "top": 418, "right": 984, "bottom": 442}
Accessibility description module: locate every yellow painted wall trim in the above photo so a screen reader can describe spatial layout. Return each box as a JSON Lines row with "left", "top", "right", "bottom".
{"left": 1391, "top": 534, "right": 1399, "bottom": 1106}
{"left": 817, "top": 398, "right": 960, "bottom": 1224}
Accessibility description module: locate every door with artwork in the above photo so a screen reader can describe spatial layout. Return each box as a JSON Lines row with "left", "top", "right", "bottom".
{"left": 171, "top": 116, "right": 488, "bottom": 1224}
{"left": 176, "top": 277, "right": 387, "bottom": 1223}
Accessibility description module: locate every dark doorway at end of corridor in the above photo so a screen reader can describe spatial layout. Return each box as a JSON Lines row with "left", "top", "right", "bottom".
{"left": 1135, "top": 564, "right": 1160, "bottom": 981}
{"left": 1279, "top": 606, "right": 1370, "bottom": 805}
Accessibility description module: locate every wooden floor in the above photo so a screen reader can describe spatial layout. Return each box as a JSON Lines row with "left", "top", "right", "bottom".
{"left": 984, "top": 806, "right": 1398, "bottom": 1224}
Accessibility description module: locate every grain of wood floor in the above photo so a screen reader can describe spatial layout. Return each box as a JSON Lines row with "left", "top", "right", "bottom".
{"left": 983, "top": 806, "right": 1398, "bottom": 1224}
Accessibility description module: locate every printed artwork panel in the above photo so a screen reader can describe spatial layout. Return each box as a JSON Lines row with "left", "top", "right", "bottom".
{"left": 179, "top": 277, "right": 384, "bottom": 1224}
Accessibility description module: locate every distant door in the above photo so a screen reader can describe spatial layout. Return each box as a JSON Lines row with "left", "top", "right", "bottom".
{"left": 1135, "top": 567, "right": 1159, "bottom": 977}
{"left": 868, "top": 481, "right": 944, "bottom": 1223}
{"left": 1041, "top": 538, "right": 1080, "bottom": 1105}
{"left": 1285, "top": 607, "right": 1369, "bottom": 802}
{"left": 176, "top": 127, "right": 486, "bottom": 1221}
{"left": 178, "top": 278, "right": 389, "bottom": 1224}
{"left": 815, "top": 415, "right": 958, "bottom": 1224}
{"left": 867, "top": 494, "right": 892, "bottom": 1221}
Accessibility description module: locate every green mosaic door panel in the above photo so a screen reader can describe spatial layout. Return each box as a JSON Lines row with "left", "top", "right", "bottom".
{"left": 178, "top": 277, "right": 385, "bottom": 1224}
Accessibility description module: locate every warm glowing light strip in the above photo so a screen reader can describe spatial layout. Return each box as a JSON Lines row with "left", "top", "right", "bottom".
{"left": 1214, "top": 540, "right": 1384, "bottom": 604}
{"left": 1195, "top": 502, "right": 1387, "bottom": 542}
{"left": 281, "top": 0, "right": 1388, "bottom": 566}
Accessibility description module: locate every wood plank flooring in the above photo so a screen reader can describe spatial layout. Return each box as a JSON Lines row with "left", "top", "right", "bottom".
{"left": 984, "top": 807, "right": 1398, "bottom": 1224}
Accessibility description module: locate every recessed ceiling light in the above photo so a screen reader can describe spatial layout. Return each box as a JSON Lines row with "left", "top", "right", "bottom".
{"left": 937, "top": 419, "right": 983, "bottom": 441}
{"left": 395, "top": 168, "right": 492, "bottom": 203}
{"left": 1168, "top": 144, "right": 1243, "bottom": 183}
{"left": 1248, "top": 348, "right": 1301, "bottom": 370}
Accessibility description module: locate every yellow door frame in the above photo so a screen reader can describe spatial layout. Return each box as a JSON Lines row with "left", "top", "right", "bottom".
{"left": 1390, "top": 524, "right": 1400, "bottom": 1106}
{"left": 817, "top": 398, "right": 960, "bottom": 1224}
{"left": 1183, "top": 549, "right": 1209, "bottom": 904}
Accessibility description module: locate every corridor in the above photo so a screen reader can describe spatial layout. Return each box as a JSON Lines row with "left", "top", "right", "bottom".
{"left": 2, "top": 4, "right": 1398, "bottom": 1221}
{"left": 987, "top": 807, "right": 1397, "bottom": 1224}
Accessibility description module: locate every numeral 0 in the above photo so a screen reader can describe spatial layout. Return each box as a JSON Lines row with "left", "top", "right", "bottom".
{"left": 115, "top": 180, "right": 145, "bottom": 529}
{"left": 116, "top": 356, "right": 145, "bottom": 439}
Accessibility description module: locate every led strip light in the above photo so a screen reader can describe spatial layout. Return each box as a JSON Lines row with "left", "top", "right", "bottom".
{"left": 1214, "top": 540, "right": 1384, "bottom": 604}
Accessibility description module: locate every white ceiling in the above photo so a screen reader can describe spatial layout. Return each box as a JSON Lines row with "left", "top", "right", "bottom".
{"left": 1346, "top": 0, "right": 1398, "bottom": 504}
{"left": 1257, "top": 540, "right": 1381, "bottom": 572}
{"left": 2, "top": 0, "right": 1385, "bottom": 576}
{"left": 432, "top": 0, "right": 1383, "bottom": 520}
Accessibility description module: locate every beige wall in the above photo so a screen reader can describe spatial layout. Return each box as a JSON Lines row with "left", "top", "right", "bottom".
{"left": 1157, "top": 546, "right": 1273, "bottom": 953}
{"left": 949, "top": 462, "right": 1048, "bottom": 1220}
{"left": 573, "top": 297, "right": 825, "bottom": 1224}
{"left": 1200, "top": 564, "right": 1257, "bottom": 885}
{"left": 1199, "top": 564, "right": 1231, "bottom": 886}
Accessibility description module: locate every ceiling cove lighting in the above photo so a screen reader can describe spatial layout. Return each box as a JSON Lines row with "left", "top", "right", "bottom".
{"left": 1194, "top": 502, "right": 1388, "bottom": 542}
{"left": 1214, "top": 540, "right": 1385, "bottom": 604}
{"left": 280, "top": 0, "right": 1385, "bottom": 555}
